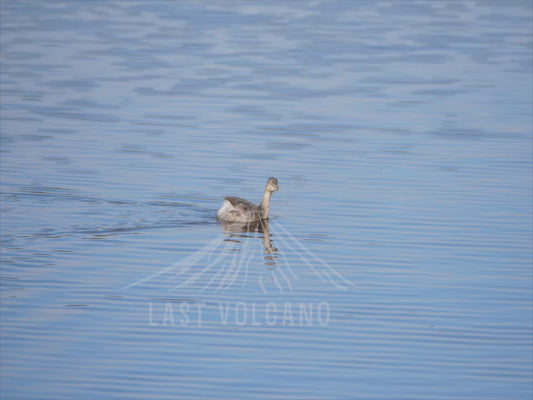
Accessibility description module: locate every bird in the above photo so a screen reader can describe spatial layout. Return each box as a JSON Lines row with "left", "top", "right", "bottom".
{"left": 217, "top": 177, "right": 279, "bottom": 223}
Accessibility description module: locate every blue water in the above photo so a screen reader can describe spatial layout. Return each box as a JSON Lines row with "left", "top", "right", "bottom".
{"left": 1, "top": 1, "right": 532, "bottom": 399}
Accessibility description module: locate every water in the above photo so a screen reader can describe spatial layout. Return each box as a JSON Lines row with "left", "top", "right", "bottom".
{"left": 1, "top": 1, "right": 532, "bottom": 399}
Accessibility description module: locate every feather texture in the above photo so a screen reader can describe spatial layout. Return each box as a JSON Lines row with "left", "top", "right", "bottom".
{"left": 217, "top": 178, "right": 279, "bottom": 223}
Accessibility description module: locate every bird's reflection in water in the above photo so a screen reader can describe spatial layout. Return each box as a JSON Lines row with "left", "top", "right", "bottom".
{"left": 220, "top": 218, "right": 277, "bottom": 253}
{"left": 219, "top": 218, "right": 287, "bottom": 292}
{"left": 120, "top": 219, "right": 352, "bottom": 295}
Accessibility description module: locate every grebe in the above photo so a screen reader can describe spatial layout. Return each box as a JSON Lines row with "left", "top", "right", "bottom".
{"left": 217, "top": 177, "right": 279, "bottom": 223}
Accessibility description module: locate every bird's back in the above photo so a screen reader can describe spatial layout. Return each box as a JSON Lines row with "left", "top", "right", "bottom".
{"left": 218, "top": 196, "right": 261, "bottom": 222}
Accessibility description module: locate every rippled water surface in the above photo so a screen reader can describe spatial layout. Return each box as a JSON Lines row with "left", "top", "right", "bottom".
{"left": 1, "top": 1, "right": 532, "bottom": 399}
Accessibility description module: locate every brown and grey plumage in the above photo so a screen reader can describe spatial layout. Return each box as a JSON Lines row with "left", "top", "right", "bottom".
{"left": 217, "top": 177, "right": 279, "bottom": 223}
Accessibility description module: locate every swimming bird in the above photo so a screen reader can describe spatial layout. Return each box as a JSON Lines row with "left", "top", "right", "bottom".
{"left": 217, "top": 177, "right": 279, "bottom": 223}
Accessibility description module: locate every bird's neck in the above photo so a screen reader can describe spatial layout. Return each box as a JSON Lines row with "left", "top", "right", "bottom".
{"left": 260, "top": 190, "right": 273, "bottom": 219}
